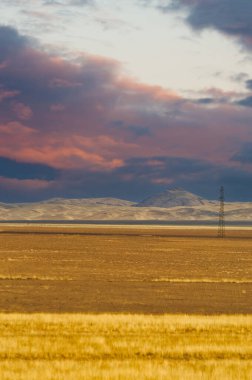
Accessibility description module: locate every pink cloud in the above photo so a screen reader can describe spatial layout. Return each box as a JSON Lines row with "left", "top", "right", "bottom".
{"left": 0, "top": 88, "right": 19, "bottom": 102}
{"left": 50, "top": 103, "right": 65, "bottom": 112}
{"left": 49, "top": 78, "right": 82, "bottom": 88}
{"left": 0, "top": 61, "right": 8, "bottom": 70}
{"left": 0, "top": 176, "right": 51, "bottom": 191}
{"left": 12, "top": 102, "right": 33, "bottom": 120}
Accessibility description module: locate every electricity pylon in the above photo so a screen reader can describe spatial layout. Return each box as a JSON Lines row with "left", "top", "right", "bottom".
{"left": 218, "top": 186, "right": 225, "bottom": 238}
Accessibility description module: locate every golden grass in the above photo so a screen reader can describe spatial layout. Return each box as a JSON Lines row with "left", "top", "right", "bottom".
{"left": 0, "top": 313, "right": 251, "bottom": 379}
{"left": 0, "top": 275, "right": 72, "bottom": 281}
{"left": 152, "top": 278, "right": 252, "bottom": 284}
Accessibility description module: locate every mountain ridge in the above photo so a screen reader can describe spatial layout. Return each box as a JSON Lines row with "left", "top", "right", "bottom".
{"left": 0, "top": 188, "right": 251, "bottom": 221}
{"left": 136, "top": 188, "right": 210, "bottom": 208}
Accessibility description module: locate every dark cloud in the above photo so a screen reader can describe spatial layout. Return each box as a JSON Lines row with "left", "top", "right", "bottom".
{"left": 157, "top": 0, "right": 252, "bottom": 51}
{"left": 127, "top": 125, "right": 152, "bottom": 137}
{"left": 232, "top": 142, "right": 252, "bottom": 163}
{"left": 195, "top": 98, "right": 215, "bottom": 105}
{"left": 231, "top": 72, "right": 249, "bottom": 83}
{"left": 118, "top": 156, "right": 211, "bottom": 179}
{"left": 111, "top": 121, "right": 152, "bottom": 137}
{"left": 214, "top": 167, "right": 252, "bottom": 201}
{"left": 38, "top": 156, "right": 215, "bottom": 202}
{"left": 246, "top": 79, "right": 252, "bottom": 90}
{"left": 237, "top": 96, "right": 252, "bottom": 107}
{"left": 58, "top": 155, "right": 252, "bottom": 202}
{"left": 0, "top": 26, "right": 28, "bottom": 60}
{"left": 197, "top": 167, "right": 252, "bottom": 201}
{"left": 0, "top": 156, "right": 59, "bottom": 180}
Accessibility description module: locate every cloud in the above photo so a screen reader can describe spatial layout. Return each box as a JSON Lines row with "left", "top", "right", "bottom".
{"left": 70, "top": 0, "right": 94, "bottom": 5}
{"left": 58, "top": 155, "right": 252, "bottom": 202}
{"left": 157, "top": 0, "right": 252, "bottom": 51}
{"left": 0, "top": 88, "right": 20, "bottom": 102}
{"left": 0, "top": 26, "right": 28, "bottom": 60}
{"left": 116, "top": 156, "right": 213, "bottom": 186}
{"left": 0, "top": 26, "right": 181, "bottom": 171}
{"left": 111, "top": 121, "right": 152, "bottom": 137}
{"left": 12, "top": 103, "right": 33, "bottom": 120}
{"left": 42, "top": 0, "right": 94, "bottom": 5}
{"left": 232, "top": 142, "right": 252, "bottom": 163}
{"left": 0, "top": 156, "right": 59, "bottom": 180}
{"left": 237, "top": 96, "right": 252, "bottom": 107}
{"left": 0, "top": 177, "right": 54, "bottom": 202}
{"left": 1, "top": 25, "right": 252, "bottom": 201}
{"left": 195, "top": 98, "right": 215, "bottom": 105}
{"left": 246, "top": 79, "right": 252, "bottom": 90}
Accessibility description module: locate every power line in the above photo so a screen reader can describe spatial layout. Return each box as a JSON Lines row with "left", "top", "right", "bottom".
{"left": 218, "top": 186, "right": 225, "bottom": 238}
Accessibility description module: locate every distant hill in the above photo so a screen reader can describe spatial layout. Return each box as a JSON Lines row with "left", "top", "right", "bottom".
{"left": 39, "top": 197, "right": 135, "bottom": 207}
{"left": 0, "top": 190, "right": 251, "bottom": 221}
{"left": 0, "top": 197, "right": 136, "bottom": 220}
{"left": 136, "top": 188, "right": 210, "bottom": 208}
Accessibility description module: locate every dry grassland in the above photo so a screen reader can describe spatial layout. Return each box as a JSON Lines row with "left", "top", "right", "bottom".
{"left": 0, "top": 313, "right": 251, "bottom": 380}
{"left": 0, "top": 225, "right": 251, "bottom": 378}
{"left": 0, "top": 225, "right": 251, "bottom": 313}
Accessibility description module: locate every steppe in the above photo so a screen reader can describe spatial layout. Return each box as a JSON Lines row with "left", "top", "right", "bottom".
{"left": 0, "top": 224, "right": 251, "bottom": 313}
{"left": 0, "top": 224, "right": 251, "bottom": 379}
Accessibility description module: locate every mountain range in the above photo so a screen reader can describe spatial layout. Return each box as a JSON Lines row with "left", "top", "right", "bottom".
{"left": 0, "top": 188, "right": 252, "bottom": 221}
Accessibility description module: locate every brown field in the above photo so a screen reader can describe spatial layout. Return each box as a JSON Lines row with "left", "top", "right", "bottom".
{"left": 0, "top": 224, "right": 251, "bottom": 313}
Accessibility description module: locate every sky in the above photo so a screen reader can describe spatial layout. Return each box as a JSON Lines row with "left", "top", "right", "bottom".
{"left": 1, "top": 0, "right": 252, "bottom": 202}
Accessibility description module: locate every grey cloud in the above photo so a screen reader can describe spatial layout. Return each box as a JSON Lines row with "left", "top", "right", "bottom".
{"left": 114, "top": 155, "right": 252, "bottom": 201}
{"left": 0, "top": 156, "right": 59, "bottom": 181}
{"left": 58, "top": 156, "right": 215, "bottom": 202}
{"left": 42, "top": 0, "right": 94, "bottom": 5}
{"left": 117, "top": 156, "right": 212, "bottom": 180}
{"left": 155, "top": 0, "right": 252, "bottom": 50}
{"left": 237, "top": 96, "right": 252, "bottom": 107}
{"left": 70, "top": 0, "right": 94, "bottom": 4}
{"left": 246, "top": 79, "right": 252, "bottom": 90}
{"left": 127, "top": 125, "right": 152, "bottom": 137}
{"left": 111, "top": 121, "right": 152, "bottom": 137}
{"left": 232, "top": 142, "right": 252, "bottom": 163}
{"left": 231, "top": 72, "right": 249, "bottom": 83}
{"left": 0, "top": 26, "right": 28, "bottom": 60}
{"left": 195, "top": 98, "right": 215, "bottom": 105}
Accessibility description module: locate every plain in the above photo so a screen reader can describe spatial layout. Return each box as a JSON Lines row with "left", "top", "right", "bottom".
{"left": 0, "top": 225, "right": 251, "bottom": 379}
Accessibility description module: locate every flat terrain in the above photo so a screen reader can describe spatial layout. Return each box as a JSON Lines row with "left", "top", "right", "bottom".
{"left": 0, "top": 314, "right": 251, "bottom": 380}
{"left": 0, "top": 225, "right": 251, "bottom": 313}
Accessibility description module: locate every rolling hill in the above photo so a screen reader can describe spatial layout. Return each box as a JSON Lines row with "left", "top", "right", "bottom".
{"left": 136, "top": 188, "right": 210, "bottom": 208}
{"left": 0, "top": 189, "right": 251, "bottom": 221}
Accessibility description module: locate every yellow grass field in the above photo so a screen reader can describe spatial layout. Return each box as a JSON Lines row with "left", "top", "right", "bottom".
{"left": 0, "top": 225, "right": 251, "bottom": 378}
{"left": 0, "top": 313, "right": 252, "bottom": 380}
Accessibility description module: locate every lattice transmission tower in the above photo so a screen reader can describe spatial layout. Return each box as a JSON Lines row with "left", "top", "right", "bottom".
{"left": 218, "top": 186, "right": 225, "bottom": 238}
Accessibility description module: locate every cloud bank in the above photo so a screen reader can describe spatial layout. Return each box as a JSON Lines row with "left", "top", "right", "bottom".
{"left": 1, "top": 25, "right": 252, "bottom": 201}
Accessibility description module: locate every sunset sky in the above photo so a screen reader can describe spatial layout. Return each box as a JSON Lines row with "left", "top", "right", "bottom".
{"left": 1, "top": 0, "right": 252, "bottom": 202}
